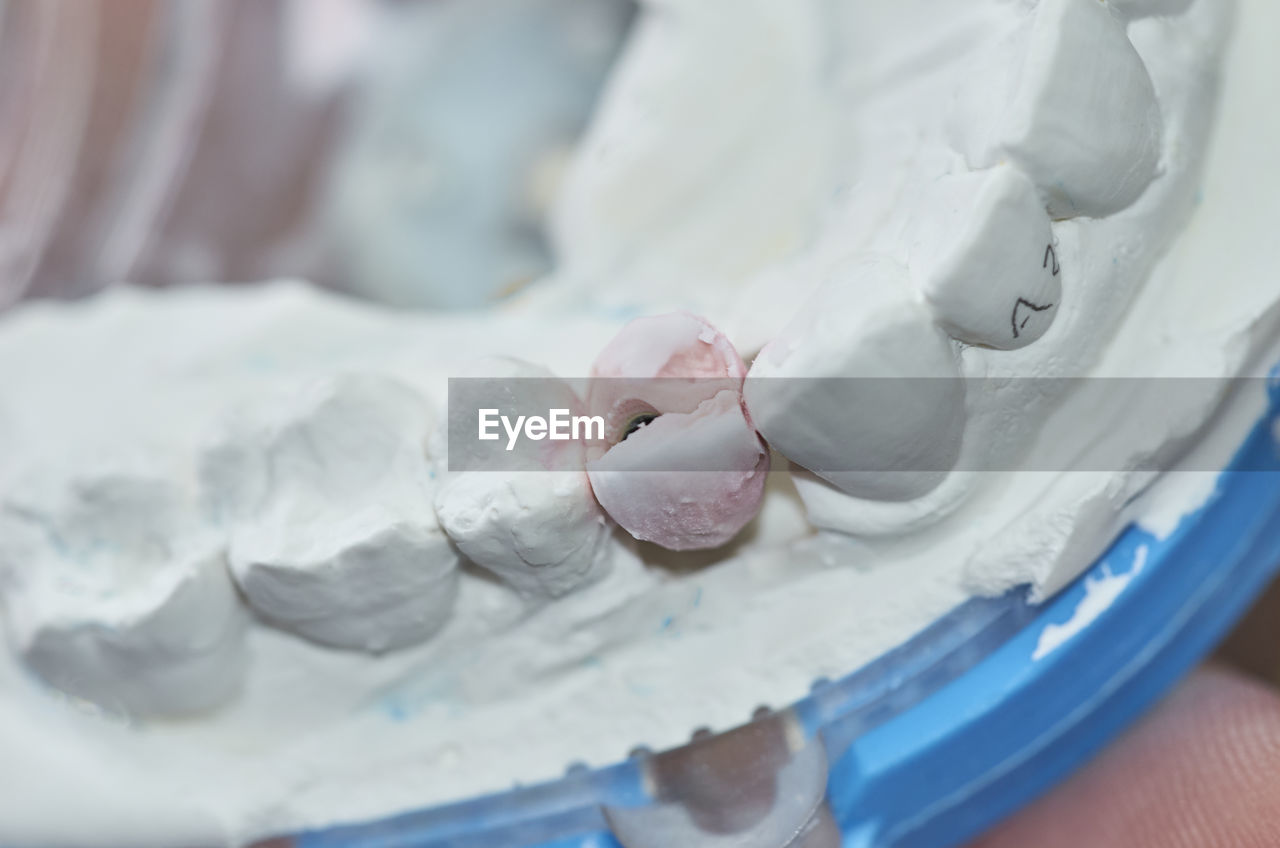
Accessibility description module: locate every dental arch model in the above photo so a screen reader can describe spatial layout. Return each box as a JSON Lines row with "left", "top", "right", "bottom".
{"left": 526, "top": 0, "right": 1177, "bottom": 531}
{"left": 0, "top": 0, "right": 1227, "bottom": 737}
{"left": 2, "top": 0, "right": 1278, "bottom": 843}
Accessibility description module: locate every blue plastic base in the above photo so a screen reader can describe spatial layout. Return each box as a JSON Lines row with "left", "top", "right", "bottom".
{"left": 294, "top": 377, "right": 1280, "bottom": 848}
{"left": 827, "top": 380, "right": 1280, "bottom": 846}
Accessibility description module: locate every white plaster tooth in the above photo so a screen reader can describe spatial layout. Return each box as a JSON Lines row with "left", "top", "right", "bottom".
{"left": 435, "top": 470, "right": 612, "bottom": 598}
{"left": 205, "top": 374, "right": 459, "bottom": 653}
{"left": 952, "top": 0, "right": 1162, "bottom": 219}
{"left": 0, "top": 471, "right": 248, "bottom": 718}
{"left": 433, "top": 359, "right": 613, "bottom": 598}
{"left": 743, "top": 256, "right": 967, "bottom": 502}
{"left": 910, "top": 165, "right": 1062, "bottom": 349}
{"left": 444, "top": 357, "right": 592, "bottom": 474}
{"left": 1107, "top": 0, "right": 1195, "bottom": 21}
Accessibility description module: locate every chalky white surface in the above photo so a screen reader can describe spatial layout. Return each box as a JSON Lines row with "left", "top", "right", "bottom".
{"left": 0, "top": 0, "right": 1278, "bottom": 845}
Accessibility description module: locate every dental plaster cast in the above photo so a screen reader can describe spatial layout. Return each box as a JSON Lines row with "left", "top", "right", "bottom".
{"left": 909, "top": 165, "right": 1061, "bottom": 349}
{"left": 206, "top": 374, "right": 459, "bottom": 652}
{"left": 0, "top": 464, "right": 247, "bottom": 718}
{"left": 744, "top": 256, "right": 966, "bottom": 503}
{"left": 951, "top": 0, "right": 1163, "bottom": 219}
{"left": 434, "top": 358, "right": 614, "bottom": 598}
{"left": 1, "top": 0, "right": 1279, "bottom": 845}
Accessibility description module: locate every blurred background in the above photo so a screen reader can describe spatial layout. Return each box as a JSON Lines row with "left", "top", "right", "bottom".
{"left": 0, "top": 0, "right": 634, "bottom": 311}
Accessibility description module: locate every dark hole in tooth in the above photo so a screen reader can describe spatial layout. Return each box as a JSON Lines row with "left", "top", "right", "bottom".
{"left": 620, "top": 413, "right": 660, "bottom": 442}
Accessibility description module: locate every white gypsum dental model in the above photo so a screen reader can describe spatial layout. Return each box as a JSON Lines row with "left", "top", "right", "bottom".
{"left": 205, "top": 374, "right": 459, "bottom": 652}
{"left": 435, "top": 314, "right": 768, "bottom": 560}
{"left": 0, "top": 0, "right": 1235, "bottom": 712}
{"left": 554, "top": 0, "right": 1233, "bottom": 554}
{"left": 1, "top": 0, "right": 1278, "bottom": 843}
{"left": 746, "top": 0, "right": 1225, "bottom": 559}
{"left": 0, "top": 458, "right": 247, "bottom": 717}
{"left": 433, "top": 358, "right": 614, "bottom": 598}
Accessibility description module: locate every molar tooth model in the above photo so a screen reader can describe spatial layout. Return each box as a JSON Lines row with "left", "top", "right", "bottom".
{"left": 207, "top": 375, "right": 459, "bottom": 653}
{"left": 1, "top": 467, "right": 247, "bottom": 717}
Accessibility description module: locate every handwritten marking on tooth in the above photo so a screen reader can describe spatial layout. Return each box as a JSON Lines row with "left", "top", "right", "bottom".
{"left": 1011, "top": 298, "right": 1055, "bottom": 339}
{"left": 1043, "top": 243, "right": 1061, "bottom": 276}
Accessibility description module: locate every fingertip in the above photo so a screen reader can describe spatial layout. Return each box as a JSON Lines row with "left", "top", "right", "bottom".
{"left": 972, "top": 665, "right": 1280, "bottom": 848}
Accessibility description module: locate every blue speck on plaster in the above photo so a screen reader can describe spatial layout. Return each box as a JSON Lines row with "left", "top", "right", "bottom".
{"left": 376, "top": 675, "right": 460, "bottom": 722}
{"left": 629, "top": 681, "right": 656, "bottom": 698}
{"left": 603, "top": 304, "right": 644, "bottom": 322}
{"left": 428, "top": 469, "right": 436, "bottom": 480}
{"left": 659, "top": 615, "right": 674, "bottom": 633}
{"left": 245, "top": 353, "right": 276, "bottom": 371}
{"left": 380, "top": 699, "right": 410, "bottom": 722}
{"left": 693, "top": 587, "right": 703, "bottom": 608}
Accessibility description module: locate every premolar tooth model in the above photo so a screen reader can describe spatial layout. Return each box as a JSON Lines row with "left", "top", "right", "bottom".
{"left": 951, "top": 0, "right": 1163, "bottom": 219}
{"left": 908, "top": 165, "right": 1061, "bottom": 350}
{"left": 744, "top": 256, "right": 966, "bottom": 503}
{"left": 434, "top": 358, "right": 613, "bottom": 598}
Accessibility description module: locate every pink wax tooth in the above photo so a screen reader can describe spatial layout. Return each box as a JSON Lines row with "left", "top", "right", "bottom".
{"left": 591, "top": 312, "right": 747, "bottom": 382}
{"left": 586, "top": 313, "right": 768, "bottom": 551}
{"left": 588, "top": 311, "right": 751, "bottom": 445}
